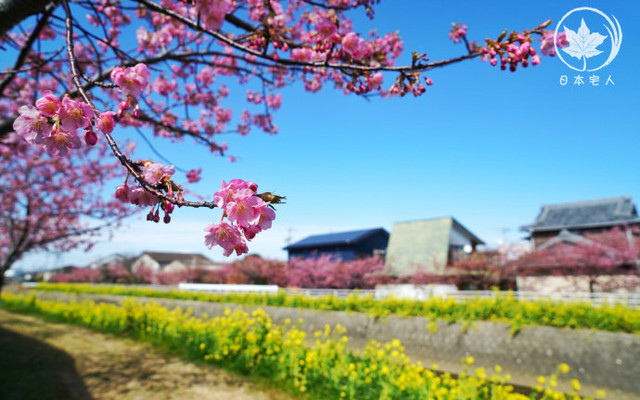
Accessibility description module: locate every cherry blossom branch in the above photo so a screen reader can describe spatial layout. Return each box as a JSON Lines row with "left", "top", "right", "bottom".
{"left": 133, "top": 0, "right": 479, "bottom": 73}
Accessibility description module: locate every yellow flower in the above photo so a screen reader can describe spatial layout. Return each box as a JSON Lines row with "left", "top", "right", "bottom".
{"left": 558, "top": 363, "right": 570, "bottom": 374}
{"left": 465, "top": 356, "right": 474, "bottom": 365}
{"left": 571, "top": 379, "right": 581, "bottom": 391}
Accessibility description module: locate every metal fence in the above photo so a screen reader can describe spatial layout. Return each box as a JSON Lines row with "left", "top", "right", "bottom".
{"left": 281, "top": 287, "right": 640, "bottom": 307}
{"left": 28, "top": 282, "right": 640, "bottom": 307}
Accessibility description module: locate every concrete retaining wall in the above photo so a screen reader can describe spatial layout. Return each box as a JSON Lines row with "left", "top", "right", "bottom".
{"left": 31, "top": 292, "right": 640, "bottom": 399}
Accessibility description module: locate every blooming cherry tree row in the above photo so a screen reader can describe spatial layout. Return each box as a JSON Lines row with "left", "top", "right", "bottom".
{"left": 0, "top": 0, "right": 567, "bottom": 266}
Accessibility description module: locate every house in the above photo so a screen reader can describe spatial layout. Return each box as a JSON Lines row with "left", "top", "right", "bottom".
{"left": 89, "top": 253, "right": 131, "bottom": 269}
{"left": 42, "top": 265, "right": 78, "bottom": 282}
{"left": 131, "top": 251, "right": 221, "bottom": 274}
{"left": 521, "top": 195, "right": 640, "bottom": 249}
{"left": 518, "top": 196, "right": 640, "bottom": 293}
{"left": 384, "top": 217, "right": 485, "bottom": 276}
{"left": 283, "top": 228, "right": 390, "bottom": 260}
{"left": 516, "top": 229, "right": 640, "bottom": 293}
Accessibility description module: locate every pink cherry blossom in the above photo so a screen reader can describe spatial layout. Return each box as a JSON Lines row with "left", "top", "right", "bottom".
{"left": 12, "top": 105, "right": 52, "bottom": 144}
{"left": 195, "top": 0, "right": 232, "bottom": 31}
{"left": 58, "top": 97, "right": 93, "bottom": 133}
{"left": 143, "top": 162, "right": 175, "bottom": 185}
{"left": 225, "top": 190, "right": 260, "bottom": 228}
{"left": 186, "top": 168, "right": 202, "bottom": 183}
{"left": 265, "top": 94, "right": 282, "bottom": 109}
{"left": 213, "top": 178, "right": 258, "bottom": 208}
{"left": 227, "top": 240, "right": 249, "bottom": 256}
{"left": 35, "top": 91, "right": 61, "bottom": 117}
{"left": 342, "top": 32, "right": 370, "bottom": 60}
{"left": 315, "top": 17, "right": 337, "bottom": 40}
{"left": 127, "top": 186, "right": 158, "bottom": 206}
{"left": 110, "top": 63, "right": 150, "bottom": 98}
{"left": 41, "top": 130, "right": 82, "bottom": 156}
{"left": 203, "top": 221, "right": 244, "bottom": 251}
{"left": 253, "top": 202, "right": 276, "bottom": 230}
{"left": 115, "top": 185, "right": 130, "bottom": 202}
{"left": 368, "top": 73, "right": 383, "bottom": 90}
{"left": 95, "top": 111, "right": 116, "bottom": 134}
{"left": 540, "top": 32, "right": 568, "bottom": 56}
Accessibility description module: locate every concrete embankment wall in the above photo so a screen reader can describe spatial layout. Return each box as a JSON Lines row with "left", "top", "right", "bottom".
{"left": 30, "top": 292, "right": 640, "bottom": 399}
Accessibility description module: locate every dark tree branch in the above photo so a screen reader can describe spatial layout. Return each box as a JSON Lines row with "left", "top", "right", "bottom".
{"left": 0, "top": 4, "right": 54, "bottom": 95}
{"left": 0, "top": 0, "right": 57, "bottom": 37}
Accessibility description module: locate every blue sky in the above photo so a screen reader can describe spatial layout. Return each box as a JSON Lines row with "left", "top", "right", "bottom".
{"left": 14, "top": 0, "right": 640, "bottom": 270}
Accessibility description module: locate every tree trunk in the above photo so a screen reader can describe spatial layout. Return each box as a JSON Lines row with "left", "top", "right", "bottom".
{"left": 0, "top": 0, "right": 54, "bottom": 37}
{"left": 0, "top": 269, "right": 5, "bottom": 300}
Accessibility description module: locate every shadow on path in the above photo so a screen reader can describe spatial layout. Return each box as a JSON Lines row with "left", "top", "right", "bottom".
{"left": 0, "top": 325, "right": 94, "bottom": 400}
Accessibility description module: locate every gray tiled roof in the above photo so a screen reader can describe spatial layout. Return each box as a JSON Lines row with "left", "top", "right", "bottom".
{"left": 284, "top": 228, "right": 389, "bottom": 250}
{"left": 521, "top": 196, "right": 640, "bottom": 232}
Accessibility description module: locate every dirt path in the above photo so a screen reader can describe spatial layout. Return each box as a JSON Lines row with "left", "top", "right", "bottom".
{"left": 0, "top": 309, "right": 298, "bottom": 400}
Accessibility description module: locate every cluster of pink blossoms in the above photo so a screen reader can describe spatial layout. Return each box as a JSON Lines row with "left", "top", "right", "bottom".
{"left": 13, "top": 92, "right": 114, "bottom": 156}
{"left": 481, "top": 31, "right": 568, "bottom": 72}
{"left": 448, "top": 23, "right": 468, "bottom": 44}
{"left": 195, "top": 0, "right": 232, "bottom": 31}
{"left": 115, "top": 162, "right": 177, "bottom": 223}
{"left": 110, "top": 63, "right": 150, "bottom": 117}
{"left": 204, "top": 179, "right": 276, "bottom": 256}
{"left": 540, "top": 31, "right": 569, "bottom": 56}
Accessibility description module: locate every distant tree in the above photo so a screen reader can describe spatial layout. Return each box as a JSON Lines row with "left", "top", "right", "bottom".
{"left": 102, "top": 262, "right": 133, "bottom": 283}
{"left": 49, "top": 266, "right": 102, "bottom": 283}
{"left": 218, "top": 255, "right": 288, "bottom": 285}
{"left": 448, "top": 251, "right": 517, "bottom": 290}
{"left": 286, "top": 255, "right": 385, "bottom": 289}
{"left": 0, "top": 136, "right": 131, "bottom": 293}
{"left": 516, "top": 227, "right": 640, "bottom": 292}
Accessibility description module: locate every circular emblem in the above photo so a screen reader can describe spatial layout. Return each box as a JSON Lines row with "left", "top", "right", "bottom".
{"left": 554, "top": 7, "right": 622, "bottom": 72}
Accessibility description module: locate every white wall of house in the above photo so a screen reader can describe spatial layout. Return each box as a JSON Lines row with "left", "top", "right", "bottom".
{"left": 131, "top": 254, "right": 161, "bottom": 273}
{"left": 517, "top": 275, "right": 640, "bottom": 293}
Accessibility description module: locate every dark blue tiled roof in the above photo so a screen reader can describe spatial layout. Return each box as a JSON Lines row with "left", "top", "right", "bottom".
{"left": 522, "top": 196, "right": 640, "bottom": 232}
{"left": 284, "top": 228, "right": 388, "bottom": 250}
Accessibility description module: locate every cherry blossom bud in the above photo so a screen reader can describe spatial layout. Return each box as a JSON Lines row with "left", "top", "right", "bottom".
{"left": 117, "top": 101, "right": 129, "bottom": 117}
{"left": 115, "top": 185, "right": 129, "bottom": 202}
{"left": 84, "top": 129, "right": 98, "bottom": 146}
{"left": 531, "top": 55, "right": 541, "bottom": 66}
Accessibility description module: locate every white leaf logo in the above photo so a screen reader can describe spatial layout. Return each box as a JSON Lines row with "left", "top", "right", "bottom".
{"left": 563, "top": 19, "right": 607, "bottom": 63}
